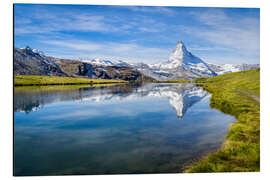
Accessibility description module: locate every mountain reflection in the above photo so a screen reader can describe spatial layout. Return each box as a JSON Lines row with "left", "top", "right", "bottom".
{"left": 14, "top": 83, "right": 207, "bottom": 118}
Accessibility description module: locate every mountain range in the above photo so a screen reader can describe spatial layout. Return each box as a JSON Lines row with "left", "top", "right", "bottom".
{"left": 14, "top": 41, "right": 259, "bottom": 81}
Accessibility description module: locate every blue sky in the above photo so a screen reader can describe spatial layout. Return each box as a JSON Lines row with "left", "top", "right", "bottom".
{"left": 14, "top": 4, "right": 260, "bottom": 64}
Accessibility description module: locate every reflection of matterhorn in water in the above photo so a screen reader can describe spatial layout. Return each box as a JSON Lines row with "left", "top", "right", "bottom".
{"left": 132, "top": 83, "right": 207, "bottom": 118}
{"left": 14, "top": 83, "right": 207, "bottom": 118}
{"left": 83, "top": 83, "right": 208, "bottom": 118}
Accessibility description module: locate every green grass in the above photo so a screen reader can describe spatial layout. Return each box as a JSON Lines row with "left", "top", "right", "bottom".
{"left": 14, "top": 75, "right": 127, "bottom": 86}
{"left": 186, "top": 69, "right": 260, "bottom": 172}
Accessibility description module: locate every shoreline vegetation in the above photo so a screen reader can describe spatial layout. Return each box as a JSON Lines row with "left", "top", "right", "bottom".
{"left": 14, "top": 75, "right": 127, "bottom": 86}
{"left": 186, "top": 69, "right": 260, "bottom": 172}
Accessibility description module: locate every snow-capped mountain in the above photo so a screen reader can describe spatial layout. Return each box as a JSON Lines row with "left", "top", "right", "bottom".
{"left": 14, "top": 46, "right": 67, "bottom": 76}
{"left": 81, "top": 41, "right": 259, "bottom": 80}
{"left": 132, "top": 41, "right": 217, "bottom": 80}
{"left": 77, "top": 41, "right": 217, "bottom": 80}
{"left": 83, "top": 58, "right": 131, "bottom": 67}
{"left": 14, "top": 42, "right": 259, "bottom": 81}
{"left": 208, "top": 63, "right": 260, "bottom": 75}
{"left": 150, "top": 41, "right": 214, "bottom": 72}
{"left": 14, "top": 46, "right": 152, "bottom": 81}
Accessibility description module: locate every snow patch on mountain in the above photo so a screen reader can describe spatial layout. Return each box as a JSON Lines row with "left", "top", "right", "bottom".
{"left": 208, "top": 63, "right": 260, "bottom": 75}
{"left": 82, "top": 58, "right": 131, "bottom": 67}
{"left": 32, "top": 49, "right": 44, "bottom": 56}
{"left": 14, "top": 46, "right": 66, "bottom": 76}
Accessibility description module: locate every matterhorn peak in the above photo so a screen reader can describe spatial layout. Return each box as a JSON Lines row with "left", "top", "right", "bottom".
{"left": 176, "top": 40, "right": 185, "bottom": 47}
{"left": 174, "top": 40, "right": 189, "bottom": 55}
{"left": 168, "top": 40, "right": 189, "bottom": 67}
{"left": 155, "top": 40, "right": 217, "bottom": 78}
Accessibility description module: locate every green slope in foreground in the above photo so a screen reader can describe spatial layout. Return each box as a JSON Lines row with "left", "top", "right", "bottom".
{"left": 14, "top": 75, "right": 127, "bottom": 86}
{"left": 186, "top": 69, "right": 260, "bottom": 172}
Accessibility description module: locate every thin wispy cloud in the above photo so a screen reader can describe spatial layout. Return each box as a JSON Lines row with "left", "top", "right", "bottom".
{"left": 180, "top": 9, "right": 260, "bottom": 64}
{"left": 14, "top": 5, "right": 167, "bottom": 35}
{"left": 42, "top": 39, "right": 171, "bottom": 63}
{"left": 43, "top": 40, "right": 102, "bottom": 51}
{"left": 15, "top": 13, "right": 118, "bottom": 34}
{"left": 14, "top": 5, "right": 260, "bottom": 64}
{"left": 192, "top": 9, "right": 259, "bottom": 49}
{"left": 189, "top": 46, "right": 231, "bottom": 52}
{"left": 125, "top": 6, "right": 177, "bottom": 16}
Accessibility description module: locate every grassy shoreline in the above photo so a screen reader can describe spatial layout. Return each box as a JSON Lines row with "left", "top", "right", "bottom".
{"left": 14, "top": 75, "right": 127, "bottom": 86}
{"left": 186, "top": 69, "right": 260, "bottom": 172}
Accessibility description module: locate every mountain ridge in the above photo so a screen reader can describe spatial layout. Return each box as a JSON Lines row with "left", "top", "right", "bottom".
{"left": 14, "top": 41, "right": 259, "bottom": 81}
{"left": 79, "top": 41, "right": 259, "bottom": 79}
{"left": 14, "top": 47, "right": 153, "bottom": 82}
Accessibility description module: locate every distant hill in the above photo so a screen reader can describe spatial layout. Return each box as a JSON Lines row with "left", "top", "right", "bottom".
{"left": 14, "top": 47, "right": 153, "bottom": 82}
{"left": 14, "top": 46, "right": 67, "bottom": 76}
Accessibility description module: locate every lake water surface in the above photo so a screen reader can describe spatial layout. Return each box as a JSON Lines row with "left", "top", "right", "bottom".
{"left": 14, "top": 83, "right": 235, "bottom": 176}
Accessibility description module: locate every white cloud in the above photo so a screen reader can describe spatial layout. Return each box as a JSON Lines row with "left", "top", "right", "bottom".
{"left": 189, "top": 46, "right": 231, "bottom": 52}
{"left": 43, "top": 40, "right": 102, "bottom": 51}
{"left": 199, "top": 54, "right": 259, "bottom": 65}
{"left": 191, "top": 9, "right": 259, "bottom": 50}
{"left": 15, "top": 6, "right": 175, "bottom": 35}
{"left": 190, "top": 9, "right": 229, "bottom": 27}
{"left": 15, "top": 15, "right": 116, "bottom": 35}
{"left": 41, "top": 109, "right": 103, "bottom": 120}
{"left": 185, "top": 9, "right": 260, "bottom": 64}
{"left": 125, "top": 6, "right": 177, "bottom": 16}
{"left": 42, "top": 39, "right": 171, "bottom": 63}
{"left": 15, "top": 6, "right": 259, "bottom": 65}
{"left": 15, "top": 8, "right": 125, "bottom": 35}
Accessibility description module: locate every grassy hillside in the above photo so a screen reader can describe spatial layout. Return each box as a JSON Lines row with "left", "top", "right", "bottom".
{"left": 55, "top": 59, "right": 82, "bottom": 76}
{"left": 186, "top": 69, "right": 260, "bottom": 172}
{"left": 14, "top": 75, "right": 127, "bottom": 86}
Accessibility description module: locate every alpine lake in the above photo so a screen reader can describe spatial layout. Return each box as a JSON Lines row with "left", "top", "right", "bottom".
{"left": 14, "top": 83, "right": 235, "bottom": 176}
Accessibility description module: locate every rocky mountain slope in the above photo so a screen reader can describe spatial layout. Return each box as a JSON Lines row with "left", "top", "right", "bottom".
{"left": 55, "top": 59, "right": 153, "bottom": 81}
{"left": 14, "top": 46, "right": 67, "bottom": 76}
{"left": 14, "top": 47, "right": 152, "bottom": 82}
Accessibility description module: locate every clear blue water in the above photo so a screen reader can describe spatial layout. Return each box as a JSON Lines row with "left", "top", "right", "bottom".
{"left": 14, "top": 83, "right": 235, "bottom": 176}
